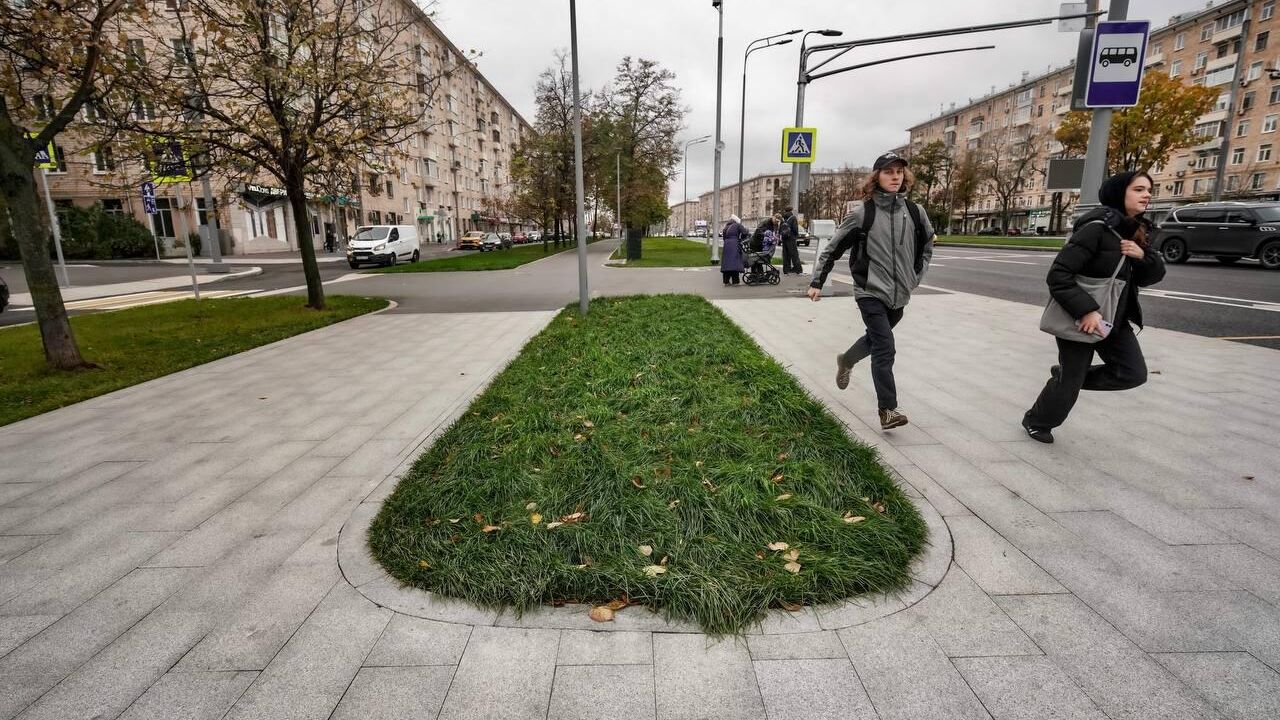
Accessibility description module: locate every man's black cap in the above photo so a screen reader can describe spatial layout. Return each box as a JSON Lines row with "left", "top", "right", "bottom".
{"left": 872, "top": 151, "right": 908, "bottom": 171}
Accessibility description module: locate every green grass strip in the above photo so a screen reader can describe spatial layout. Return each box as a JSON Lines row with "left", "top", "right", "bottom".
{"left": 937, "top": 235, "right": 1064, "bottom": 248}
{"left": 368, "top": 295, "right": 925, "bottom": 635}
{"left": 0, "top": 295, "right": 386, "bottom": 427}
{"left": 372, "top": 239, "right": 603, "bottom": 273}
{"left": 610, "top": 237, "right": 719, "bottom": 267}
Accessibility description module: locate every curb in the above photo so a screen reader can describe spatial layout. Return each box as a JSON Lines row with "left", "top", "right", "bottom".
{"left": 935, "top": 242, "right": 1062, "bottom": 252}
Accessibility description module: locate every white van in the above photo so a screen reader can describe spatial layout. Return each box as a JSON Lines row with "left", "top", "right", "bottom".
{"left": 347, "top": 225, "right": 420, "bottom": 268}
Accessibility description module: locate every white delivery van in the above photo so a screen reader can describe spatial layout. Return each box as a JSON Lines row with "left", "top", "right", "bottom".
{"left": 346, "top": 225, "right": 420, "bottom": 268}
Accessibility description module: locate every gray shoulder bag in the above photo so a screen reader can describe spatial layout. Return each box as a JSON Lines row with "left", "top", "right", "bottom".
{"left": 1039, "top": 226, "right": 1127, "bottom": 344}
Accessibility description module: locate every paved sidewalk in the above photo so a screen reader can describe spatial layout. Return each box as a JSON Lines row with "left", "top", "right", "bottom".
{"left": 6, "top": 266, "right": 262, "bottom": 308}
{"left": 1, "top": 274, "right": 1278, "bottom": 718}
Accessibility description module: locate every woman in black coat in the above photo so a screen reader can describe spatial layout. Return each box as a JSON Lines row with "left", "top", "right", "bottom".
{"left": 1022, "top": 171, "right": 1167, "bottom": 443}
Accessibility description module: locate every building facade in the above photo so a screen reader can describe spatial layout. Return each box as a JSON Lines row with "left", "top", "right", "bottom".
{"left": 671, "top": 168, "right": 870, "bottom": 233}
{"left": 35, "top": 0, "right": 533, "bottom": 256}
{"left": 903, "top": 0, "right": 1280, "bottom": 233}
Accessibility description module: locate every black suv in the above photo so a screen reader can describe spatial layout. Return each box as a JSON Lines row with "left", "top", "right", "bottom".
{"left": 1154, "top": 201, "right": 1280, "bottom": 270}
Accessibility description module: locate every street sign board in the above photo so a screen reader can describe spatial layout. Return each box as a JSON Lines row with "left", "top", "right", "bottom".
{"left": 149, "top": 140, "right": 193, "bottom": 183}
{"left": 781, "top": 127, "right": 817, "bottom": 164}
{"left": 1085, "top": 20, "right": 1151, "bottom": 108}
{"left": 1046, "top": 158, "right": 1087, "bottom": 191}
{"left": 1057, "top": 2, "right": 1087, "bottom": 33}
{"left": 141, "top": 181, "right": 158, "bottom": 215}
{"left": 29, "top": 133, "right": 56, "bottom": 170}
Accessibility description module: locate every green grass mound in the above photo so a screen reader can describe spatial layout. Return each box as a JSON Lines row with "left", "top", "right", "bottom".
{"left": 368, "top": 295, "right": 925, "bottom": 635}
{"left": 0, "top": 295, "right": 386, "bottom": 427}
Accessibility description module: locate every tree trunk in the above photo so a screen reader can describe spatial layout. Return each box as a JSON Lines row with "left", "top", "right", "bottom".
{"left": 0, "top": 135, "right": 87, "bottom": 369}
{"left": 285, "top": 168, "right": 325, "bottom": 310}
{"left": 626, "top": 225, "right": 642, "bottom": 260}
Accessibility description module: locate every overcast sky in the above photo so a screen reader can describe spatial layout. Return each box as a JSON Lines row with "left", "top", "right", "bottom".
{"left": 434, "top": 0, "right": 1201, "bottom": 205}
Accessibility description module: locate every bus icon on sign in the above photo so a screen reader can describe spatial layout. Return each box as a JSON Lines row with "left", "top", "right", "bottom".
{"left": 1099, "top": 46, "right": 1138, "bottom": 68}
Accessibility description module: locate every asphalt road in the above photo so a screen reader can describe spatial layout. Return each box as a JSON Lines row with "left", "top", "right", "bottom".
{"left": 798, "top": 243, "right": 1280, "bottom": 350}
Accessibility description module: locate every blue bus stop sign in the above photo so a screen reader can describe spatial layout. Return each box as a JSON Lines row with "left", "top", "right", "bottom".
{"left": 141, "top": 181, "right": 158, "bottom": 215}
{"left": 1085, "top": 20, "right": 1151, "bottom": 108}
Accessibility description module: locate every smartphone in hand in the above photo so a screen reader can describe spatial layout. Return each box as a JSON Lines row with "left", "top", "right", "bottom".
{"left": 1096, "top": 319, "right": 1114, "bottom": 339}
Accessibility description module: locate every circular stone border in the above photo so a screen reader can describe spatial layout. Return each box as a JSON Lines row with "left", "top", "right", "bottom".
{"left": 337, "top": 477, "right": 953, "bottom": 635}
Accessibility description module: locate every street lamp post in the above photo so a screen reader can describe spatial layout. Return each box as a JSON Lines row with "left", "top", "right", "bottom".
{"left": 710, "top": 0, "right": 725, "bottom": 263}
{"left": 789, "top": 30, "right": 842, "bottom": 215}
{"left": 683, "top": 135, "right": 711, "bottom": 237}
{"left": 569, "top": 0, "right": 589, "bottom": 314}
{"left": 616, "top": 151, "right": 622, "bottom": 237}
{"left": 738, "top": 30, "right": 800, "bottom": 221}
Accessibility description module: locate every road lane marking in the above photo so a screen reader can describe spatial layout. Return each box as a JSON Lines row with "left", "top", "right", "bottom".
{"left": 1214, "top": 335, "right": 1280, "bottom": 340}
{"left": 1141, "top": 288, "right": 1280, "bottom": 313}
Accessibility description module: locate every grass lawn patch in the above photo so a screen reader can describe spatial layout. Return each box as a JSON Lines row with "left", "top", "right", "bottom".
{"left": 368, "top": 294, "right": 926, "bottom": 635}
{"left": 0, "top": 295, "right": 386, "bottom": 427}
{"left": 937, "top": 235, "right": 1064, "bottom": 249}
{"left": 610, "top": 237, "right": 780, "bottom": 268}
{"left": 373, "top": 239, "right": 601, "bottom": 273}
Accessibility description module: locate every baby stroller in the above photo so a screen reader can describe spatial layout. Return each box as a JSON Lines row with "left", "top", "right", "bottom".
{"left": 741, "top": 230, "right": 781, "bottom": 286}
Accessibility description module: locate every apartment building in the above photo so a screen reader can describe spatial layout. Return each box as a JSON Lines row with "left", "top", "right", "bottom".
{"left": 37, "top": 0, "right": 532, "bottom": 256}
{"left": 903, "top": 0, "right": 1280, "bottom": 233}
{"left": 672, "top": 168, "right": 870, "bottom": 233}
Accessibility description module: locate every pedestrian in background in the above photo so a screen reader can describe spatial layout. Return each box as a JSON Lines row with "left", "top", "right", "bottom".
{"left": 752, "top": 213, "right": 782, "bottom": 251}
{"left": 808, "top": 151, "right": 935, "bottom": 430}
{"left": 780, "top": 206, "right": 803, "bottom": 274}
{"left": 1022, "top": 170, "right": 1166, "bottom": 444}
{"left": 720, "top": 214, "right": 748, "bottom": 286}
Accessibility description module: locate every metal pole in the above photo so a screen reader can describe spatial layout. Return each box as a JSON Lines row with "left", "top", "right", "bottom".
{"left": 174, "top": 190, "right": 200, "bottom": 300}
{"left": 738, "top": 52, "right": 749, "bottom": 220}
{"left": 684, "top": 152, "right": 689, "bottom": 237}
{"left": 1078, "top": 0, "right": 1126, "bottom": 206}
{"left": 199, "top": 173, "right": 227, "bottom": 270}
{"left": 616, "top": 151, "right": 622, "bottom": 237}
{"left": 790, "top": 43, "right": 808, "bottom": 214}
{"left": 569, "top": 0, "right": 589, "bottom": 315}
{"left": 1213, "top": 14, "right": 1248, "bottom": 201}
{"left": 710, "top": 0, "right": 725, "bottom": 263}
{"left": 39, "top": 170, "right": 71, "bottom": 288}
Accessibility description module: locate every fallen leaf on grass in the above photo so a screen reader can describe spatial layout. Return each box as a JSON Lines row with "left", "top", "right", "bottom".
{"left": 777, "top": 452, "right": 789, "bottom": 461}
{"left": 560, "top": 511, "right": 588, "bottom": 524}
{"left": 873, "top": 501, "right": 886, "bottom": 514}
{"left": 589, "top": 606, "right": 615, "bottom": 622}
{"left": 448, "top": 518, "right": 461, "bottom": 524}
{"left": 582, "top": 419, "right": 595, "bottom": 428}
{"left": 775, "top": 493, "right": 793, "bottom": 502}
{"left": 766, "top": 542, "right": 790, "bottom": 551}
{"left": 573, "top": 433, "right": 587, "bottom": 443}
{"left": 643, "top": 565, "right": 667, "bottom": 577}
{"left": 771, "top": 472, "right": 785, "bottom": 484}
{"left": 530, "top": 513, "right": 542, "bottom": 524}
{"left": 667, "top": 500, "right": 680, "bottom": 510}
{"left": 481, "top": 525, "right": 501, "bottom": 533}
{"left": 545, "top": 521, "right": 564, "bottom": 529}
{"left": 843, "top": 514, "right": 866, "bottom": 524}
{"left": 604, "top": 597, "right": 629, "bottom": 611}
{"left": 784, "top": 562, "right": 802, "bottom": 574}
{"left": 631, "top": 476, "right": 647, "bottom": 489}
{"left": 638, "top": 544, "right": 653, "bottom": 556}
{"left": 784, "top": 549, "right": 800, "bottom": 562}
{"left": 659, "top": 555, "right": 669, "bottom": 566}
{"left": 701, "top": 478, "right": 718, "bottom": 492}
{"left": 418, "top": 560, "right": 431, "bottom": 569}
{"left": 695, "top": 460, "right": 705, "bottom": 469}
{"left": 779, "top": 600, "right": 803, "bottom": 611}
{"left": 473, "top": 513, "right": 484, "bottom": 524}
{"left": 526, "top": 502, "right": 538, "bottom": 511}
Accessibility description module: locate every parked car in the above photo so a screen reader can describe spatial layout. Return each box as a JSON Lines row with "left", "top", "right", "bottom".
{"left": 527, "top": 231, "right": 542, "bottom": 243}
{"left": 479, "top": 233, "right": 504, "bottom": 252}
{"left": 797, "top": 227, "right": 810, "bottom": 247}
{"left": 346, "top": 225, "right": 419, "bottom": 268}
{"left": 1006, "top": 227, "right": 1023, "bottom": 236}
{"left": 497, "top": 232, "right": 513, "bottom": 249}
{"left": 975, "top": 227, "right": 1002, "bottom": 236}
{"left": 1154, "top": 201, "right": 1280, "bottom": 269}
{"left": 458, "top": 231, "right": 486, "bottom": 251}
{"left": 0, "top": 274, "right": 8, "bottom": 313}
{"left": 512, "top": 232, "right": 528, "bottom": 244}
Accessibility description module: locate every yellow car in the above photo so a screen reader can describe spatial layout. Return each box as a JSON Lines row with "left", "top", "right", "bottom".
{"left": 458, "top": 231, "right": 485, "bottom": 250}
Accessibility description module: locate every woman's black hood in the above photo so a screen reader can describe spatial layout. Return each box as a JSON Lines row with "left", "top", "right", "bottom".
{"left": 1072, "top": 171, "right": 1152, "bottom": 239}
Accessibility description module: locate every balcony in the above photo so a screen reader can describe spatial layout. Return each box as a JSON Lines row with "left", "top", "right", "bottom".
{"left": 1055, "top": 104, "right": 1071, "bottom": 116}
{"left": 1198, "top": 109, "right": 1228, "bottom": 124}
{"left": 1191, "top": 136, "right": 1225, "bottom": 152}
{"left": 1055, "top": 84, "right": 1072, "bottom": 96}
{"left": 1206, "top": 53, "right": 1239, "bottom": 73}
{"left": 1211, "top": 23, "right": 1244, "bottom": 45}
{"left": 1144, "top": 52, "right": 1165, "bottom": 67}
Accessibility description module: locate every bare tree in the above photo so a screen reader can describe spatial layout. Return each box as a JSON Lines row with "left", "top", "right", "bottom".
{"left": 982, "top": 126, "right": 1042, "bottom": 233}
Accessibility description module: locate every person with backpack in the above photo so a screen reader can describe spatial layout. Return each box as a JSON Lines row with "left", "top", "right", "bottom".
{"left": 780, "top": 206, "right": 803, "bottom": 274}
{"left": 1021, "top": 171, "right": 1165, "bottom": 443}
{"left": 807, "top": 151, "right": 935, "bottom": 430}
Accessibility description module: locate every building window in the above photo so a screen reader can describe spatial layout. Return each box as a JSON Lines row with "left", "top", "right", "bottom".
{"left": 1243, "top": 91, "right": 1257, "bottom": 111}
{"left": 152, "top": 198, "right": 176, "bottom": 238}
{"left": 1267, "top": 115, "right": 1279, "bottom": 133}
{"left": 1170, "top": 60, "right": 1182, "bottom": 77}
{"left": 92, "top": 145, "right": 115, "bottom": 173}
{"left": 1172, "top": 180, "right": 1184, "bottom": 195}
{"left": 1152, "top": 42, "right": 1163, "bottom": 56}
{"left": 1252, "top": 172, "right": 1267, "bottom": 190}
{"left": 1258, "top": 32, "right": 1270, "bottom": 52}
{"left": 1265, "top": 1, "right": 1276, "bottom": 21}
{"left": 101, "top": 199, "right": 124, "bottom": 215}
{"left": 1202, "top": 23, "right": 1213, "bottom": 42}
{"left": 1251, "top": 62, "right": 1266, "bottom": 82}
{"left": 47, "top": 144, "right": 67, "bottom": 173}
{"left": 1215, "top": 10, "right": 1246, "bottom": 33}
{"left": 1174, "top": 32, "right": 1186, "bottom": 51}
{"left": 1195, "top": 154, "right": 1219, "bottom": 170}
{"left": 385, "top": 180, "right": 393, "bottom": 197}
{"left": 132, "top": 98, "right": 157, "bottom": 121}
{"left": 1206, "top": 66, "right": 1239, "bottom": 86}
{"left": 1193, "top": 121, "right": 1222, "bottom": 138}
{"left": 1271, "top": 85, "right": 1280, "bottom": 105}
{"left": 1227, "top": 174, "right": 1240, "bottom": 191}
{"left": 1195, "top": 51, "right": 1208, "bottom": 70}
{"left": 126, "top": 38, "right": 146, "bottom": 67}
{"left": 1239, "top": 119, "right": 1251, "bottom": 137}
{"left": 1233, "top": 147, "right": 1246, "bottom": 164}
{"left": 33, "top": 94, "right": 55, "bottom": 121}
{"left": 1259, "top": 144, "right": 1273, "bottom": 162}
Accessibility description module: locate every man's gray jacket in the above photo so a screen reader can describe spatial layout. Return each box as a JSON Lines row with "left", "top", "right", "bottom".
{"left": 810, "top": 190, "right": 935, "bottom": 309}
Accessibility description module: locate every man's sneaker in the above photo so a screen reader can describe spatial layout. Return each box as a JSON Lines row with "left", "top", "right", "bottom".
{"left": 879, "top": 408, "right": 909, "bottom": 429}
{"left": 1022, "top": 413, "right": 1054, "bottom": 444}
{"left": 836, "top": 354, "right": 853, "bottom": 390}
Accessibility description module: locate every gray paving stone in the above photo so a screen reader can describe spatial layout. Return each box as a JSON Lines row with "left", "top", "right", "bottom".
{"left": 1177, "top": 544, "right": 1280, "bottom": 607}
{"left": 548, "top": 664, "right": 656, "bottom": 720}
{"left": 1154, "top": 651, "right": 1280, "bottom": 720}
{"left": 753, "top": 658, "right": 878, "bottom": 720}
{"left": 895, "top": 465, "right": 972, "bottom": 517}
{"left": 223, "top": 584, "right": 391, "bottom": 720}
{"left": 363, "top": 614, "right": 472, "bottom": 666}
{"left": 815, "top": 592, "right": 904, "bottom": 630}
{"left": 953, "top": 655, "right": 1108, "bottom": 720}
{"left": 976, "top": 459, "right": 1102, "bottom": 513}
{"left": 900, "top": 444, "right": 1002, "bottom": 493}
{"left": 653, "top": 634, "right": 765, "bottom": 720}
{"left": 326, "top": 439, "right": 411, "bottom": 478}
{"left": 118, "top": 670, "right": 258, "bottom": 720}
{"left": 556, "top": 630, "right": 651, "bottom": 665}
{"left": 330, "top": 666, "right": 454, "bottom": 720}
{"left": 947, "top": 515, "right": 1066, "bottom": 595}
{"left": 746, "top": 631, "right": 847, "bottom": 661}
{"left": 838, "top": 612, "right": 991, "bottom": 719}
{"left": 437, "top": 626, "right": 560, "bottom": 720}
{"left": 1203, "top": 509, "right": 1280, "bottom": 561}
{"left": 995, "top": 594, "right": 1221, "bottom": 720}
{"left": 0, "top": 614, "right": 58, "bottom": 658}
{"left": 749, "top": 606, "right": 824, "bottom": 635}
{"left": 908, "top": 564, "right": 1040, "bottom": 658}
{"left": 0, "top": 535, "right": 48, "bottom": 565}
{"left": 1052, "top": 511, "right": 1228, "bottom": 591}
{"left": 1168, "top": 590, "right": 1280, "bottom": 669}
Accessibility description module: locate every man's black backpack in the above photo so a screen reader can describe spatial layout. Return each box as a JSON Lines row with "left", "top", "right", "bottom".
{"left": 856, "top": 197, "right": 932, "bottom": 274}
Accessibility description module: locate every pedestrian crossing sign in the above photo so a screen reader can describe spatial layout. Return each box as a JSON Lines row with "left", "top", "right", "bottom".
{"left": 781, "top": 127, "right": 817, "bottom": 163}
{"left": 29, "top": 133, "right": 57, "bottom": 170}
{"left": 148, "top": 140, "right": 193, "bottom": 183}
